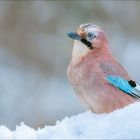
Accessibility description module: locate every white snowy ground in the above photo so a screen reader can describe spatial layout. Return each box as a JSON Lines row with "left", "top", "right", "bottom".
{"left": 1, "top": 102, "right": 140, "bottom": 139}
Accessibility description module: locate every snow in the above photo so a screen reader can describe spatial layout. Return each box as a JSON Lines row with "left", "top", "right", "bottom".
{"left": 1, "top": 102, "right": 140, "bottom": 139}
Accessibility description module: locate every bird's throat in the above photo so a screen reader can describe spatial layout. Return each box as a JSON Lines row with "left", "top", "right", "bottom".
{"left": 72, "top": 40, "right": 92, "bottom": 65}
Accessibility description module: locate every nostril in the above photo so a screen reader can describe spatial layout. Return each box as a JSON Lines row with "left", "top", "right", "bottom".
{"left": 76, "top": 29, "right": 86, "bottom": 38}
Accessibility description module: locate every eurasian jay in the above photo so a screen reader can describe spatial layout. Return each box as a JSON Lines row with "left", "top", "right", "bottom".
{"left": 67, "top": 23, "right": 140, "bottom": 113}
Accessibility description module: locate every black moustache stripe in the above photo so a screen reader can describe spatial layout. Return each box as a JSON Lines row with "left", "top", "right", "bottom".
{"left": 81, "top": 39, "right": 93, "bottom": 50}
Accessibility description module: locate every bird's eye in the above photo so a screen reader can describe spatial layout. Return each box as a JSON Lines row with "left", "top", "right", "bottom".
{"left": 87, "top": 32, "right": 96, "bottom": 40}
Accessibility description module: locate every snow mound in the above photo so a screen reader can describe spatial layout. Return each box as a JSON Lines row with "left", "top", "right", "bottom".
{"left": 1, "top": 102, "right": 140, "bottom": 139}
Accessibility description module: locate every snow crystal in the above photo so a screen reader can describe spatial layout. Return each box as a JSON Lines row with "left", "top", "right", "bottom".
{"left": 1, "top": 102, "right": 140, "bottom": 139}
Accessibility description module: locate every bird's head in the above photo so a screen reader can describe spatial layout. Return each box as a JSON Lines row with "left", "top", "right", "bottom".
{"left": 67, "top": 23, "right": 109, "bottom": 64}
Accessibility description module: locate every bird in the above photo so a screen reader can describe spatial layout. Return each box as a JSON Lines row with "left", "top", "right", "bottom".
{"left": 67, "top": 23, "right": 140, "bottom": 113}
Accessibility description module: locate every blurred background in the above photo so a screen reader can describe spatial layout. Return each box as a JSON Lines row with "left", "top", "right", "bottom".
{"left": 0, "top": 1, "right": 140, "bottom": 130}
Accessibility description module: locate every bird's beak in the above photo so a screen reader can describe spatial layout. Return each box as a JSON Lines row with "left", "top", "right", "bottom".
{"left": 67, "top": 32, "right": 81, "bottom": 41}
{"left": 67, "top": 31, "right": 93, "bottom": 50}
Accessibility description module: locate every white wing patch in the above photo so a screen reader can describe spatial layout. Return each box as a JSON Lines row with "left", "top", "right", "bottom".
{"left": 133, "top": 83, "right": 140, "bottom": 98}
{"left": 136, "top": 83, "right": 140, "bottom": 91}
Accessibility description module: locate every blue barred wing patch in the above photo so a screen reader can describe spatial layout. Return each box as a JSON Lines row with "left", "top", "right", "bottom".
{"left": 106, "top": 75, "right": 134, "bottom": 94}
{"left": 106, "top": 75, "right": 140, "bottom": 99}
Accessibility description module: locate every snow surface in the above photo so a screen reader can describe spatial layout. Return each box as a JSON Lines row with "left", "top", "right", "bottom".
{"left": 1, "top": 102, "right": 140, "bottom": 139}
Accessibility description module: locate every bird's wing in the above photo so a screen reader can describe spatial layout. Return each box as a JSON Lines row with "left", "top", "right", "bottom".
{"left": 106, "top": 75, "right": 140, "bottom": 99}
